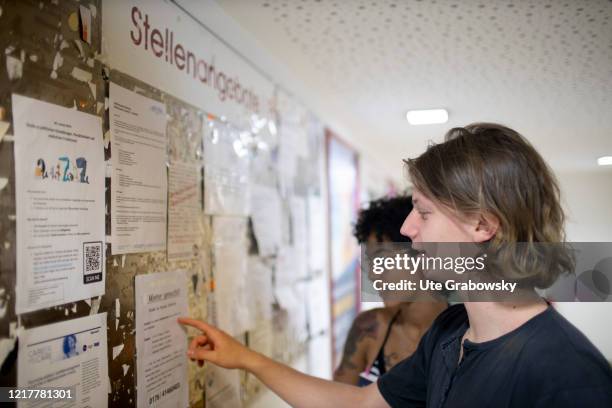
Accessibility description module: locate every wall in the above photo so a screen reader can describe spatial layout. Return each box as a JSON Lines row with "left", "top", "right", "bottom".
{"left": 556, "top": 169, "right": 612, "bottom": 361}
{"left": 560, "top": 170, "right": 612, "bottom": 242}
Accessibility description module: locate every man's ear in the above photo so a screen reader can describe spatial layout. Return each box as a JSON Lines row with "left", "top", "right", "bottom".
{"left": 473, "top": 213, "right": 500, "bottom": 242}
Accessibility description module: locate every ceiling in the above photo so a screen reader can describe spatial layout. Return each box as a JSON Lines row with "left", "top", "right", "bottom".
{"left": 215, "top": 0, "right": 612, "bottom": 176}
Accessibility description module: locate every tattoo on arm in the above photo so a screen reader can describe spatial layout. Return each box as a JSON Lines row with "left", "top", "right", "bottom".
{"left": 335, "top": 311, "right": 379, "bottom": 377}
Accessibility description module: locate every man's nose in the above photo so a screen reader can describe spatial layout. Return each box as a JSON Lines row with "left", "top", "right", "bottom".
{"left": 400, "top": 210, "right": 418, "bottom": 240}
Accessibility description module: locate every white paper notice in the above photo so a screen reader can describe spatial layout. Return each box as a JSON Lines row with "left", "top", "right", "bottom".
{"left": 249, "top": 185, "right": 282, "bottom": 257}
{"left": 247, "top": 256, "right": 273, "bottom": 323}
{"left": 205, "top": 365, "right": 241, "bottom": 408}
{"left": 290, "top": 196, "right": 308, "bottom": 279}
{"left": 203, "top": 121, "right": 249, "bottom": 216}
{"left": 18, "top": 313, "right": 108, "bottom": 408}
{"left": 12, "top": 94, "right": 105, "bottom": 314}
{"left": 307, "top": 274, "right": 331, "bottom": 335}
{"left": 110, "top": 82, "right": 168, "bottom": 254}
{"left": 135, "top": 271, "right": 189, "bottom": 408}
{"left": 277, "top": 126, "right": 303, "bottom": 196}
{"left": 79, "top": 5, "right": 92, "bottom": 44}
{"left": 212, "top": 217, "right": 252, "bottom": 335}
{"left": 307, "top": 195, "right": 326, "bottom": 272}
{"left": 168, "top": 162, "right": 201, "bottom": 261}
{"left": 275, "top": 245, "right": 297, "bottom": 286}
{"left": 249, "top": 320, "right": 274, "bottom": 358}
{"left": 276, "top": 283, "right": 308, "bottom": 343}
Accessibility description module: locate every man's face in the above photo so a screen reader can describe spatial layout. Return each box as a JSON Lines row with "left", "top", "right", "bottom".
{"left": 400, "top": 190, "right": 497, "bottom": 283}
{"left": 400, "top": 189, "right": 479, "bottom": 244}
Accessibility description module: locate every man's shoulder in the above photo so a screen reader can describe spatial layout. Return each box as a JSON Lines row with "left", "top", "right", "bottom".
{"left": 520, "top": 308, "right": 612, "bottom": 390}
{"left": 527, "top": 308, "right": 608, "bottom": 360}
{"left": 412, "top": 303, "right": 468, "bottom": 348}
{"left": 430, "top": 303, "right": 468, "bottom": 331}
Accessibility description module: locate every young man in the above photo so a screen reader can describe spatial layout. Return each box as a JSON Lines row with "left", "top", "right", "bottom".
{"left": 334, "top": 196, "right": 447, "bottom": 386}
{"left": 180, "top": 123, "right": 612, "bottom": 407}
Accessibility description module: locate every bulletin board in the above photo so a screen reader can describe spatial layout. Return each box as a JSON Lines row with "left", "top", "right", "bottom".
{"left": 0, "top": 1, "right": 332, "bottom": 407}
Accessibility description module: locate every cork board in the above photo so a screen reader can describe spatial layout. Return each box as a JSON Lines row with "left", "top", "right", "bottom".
{"left": 0, "top": 2, "right": 325, "bottom": 407}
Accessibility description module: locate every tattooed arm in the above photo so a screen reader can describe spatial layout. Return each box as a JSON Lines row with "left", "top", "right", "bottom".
{"left": 333, "top": 309, "right": 382, "bottom": 385}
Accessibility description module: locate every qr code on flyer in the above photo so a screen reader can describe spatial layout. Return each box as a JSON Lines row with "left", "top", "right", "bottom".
{"left": 83, "top": 241, "right": 103, "bottom": 283}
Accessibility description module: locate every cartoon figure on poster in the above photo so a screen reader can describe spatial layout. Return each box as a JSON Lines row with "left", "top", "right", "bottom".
{"left": 34, "top": 156, "right": 89, "bottom": 183}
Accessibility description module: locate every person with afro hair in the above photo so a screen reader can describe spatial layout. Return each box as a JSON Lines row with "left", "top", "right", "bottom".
{"left": 333, "top": 195, "right": 447, "bottom": 386}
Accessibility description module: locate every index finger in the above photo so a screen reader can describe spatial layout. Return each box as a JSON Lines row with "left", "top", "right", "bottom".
{"left": 178, "top": 317, "right": 215, "bottom": 333}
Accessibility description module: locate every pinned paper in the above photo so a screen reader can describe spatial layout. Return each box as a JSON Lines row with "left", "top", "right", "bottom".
{"left": 51, "top": 51, "right": 63, "bottom": 79}
{"left": 74, "top": 39, "right": 85, "bottom": 58}
{"left": 206, "top": 365, "right": 241, "bottom": 408}
{"left": 12, "top": 94, "right": 105, "bottom": 314}
{"left": 135, "top": 271, "right": 189, "bottom": 407}
{"left": 71, "top": 66, "right": 92, "bottom": 83}
{"left": 112, "top": 343, "right": 124, "bottom": 360}
{"left": 0, "top": 120, "right": 9, "bottom": 143}
{"left": 6, "top": 55, "right": 23, "bottom": 80}
{"left": 79, "top": 5, "right": 92, "bottom": 44}
{"left": 88, "top": 81, "right": 97, "bottom": 99}
{"left": 18, "top": 314, "right": 109, "bottom": 406}
{"left": 109, "top": 83, "right": 168, "bottom": 255}
{"left": 167, "top": 162, "right": 201, "bottom": 261}
{"left": 250, "top": 185, "right": 282, "bottom": 256}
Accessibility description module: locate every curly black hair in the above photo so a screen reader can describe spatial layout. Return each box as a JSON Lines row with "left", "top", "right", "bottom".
{"left": 353, "top": 195, "right": 413, "bottom": 243}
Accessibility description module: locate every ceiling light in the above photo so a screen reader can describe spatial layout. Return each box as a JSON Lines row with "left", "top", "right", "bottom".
{"left": 597, "top": 156, "right": 612, "bottom": 166}
{"left": 406, "top": 109, "right": 448, "bottom": 125}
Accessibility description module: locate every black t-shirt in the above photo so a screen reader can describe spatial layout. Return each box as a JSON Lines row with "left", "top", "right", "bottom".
{"left": 377, "top": 304, "right": 612, "bottom": 407}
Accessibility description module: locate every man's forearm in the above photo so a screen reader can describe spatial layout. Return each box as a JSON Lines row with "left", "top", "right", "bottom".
{"left": 245, "top": 351, "right": 382, "bottom": 408}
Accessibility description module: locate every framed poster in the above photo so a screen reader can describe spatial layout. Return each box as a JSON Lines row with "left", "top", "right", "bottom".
{"left": 325, "top": 129, "right": 360, "bottom": 368}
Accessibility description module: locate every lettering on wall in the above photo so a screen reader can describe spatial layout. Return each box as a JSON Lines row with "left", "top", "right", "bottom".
{"left": 130, "top": 6, "right": 260, "bottom": 113}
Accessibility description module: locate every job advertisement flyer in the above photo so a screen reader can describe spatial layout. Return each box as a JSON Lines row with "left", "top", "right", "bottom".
{"left": 12, "top": 94, "right": 105, "bottom": 314}
{"left": 135, "top": 271, "right": 189, "bottom": 408}
{"left": 17, "top": 313, "right": 108, "bottom": 408}
{"left": 110, "top": 82, "right": 168, "bottom": 254}
{"left": 167, "top": 162, "right": 201, "bottom": 261}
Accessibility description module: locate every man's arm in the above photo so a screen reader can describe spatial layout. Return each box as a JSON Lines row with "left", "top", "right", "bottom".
{"left": 179, "top": 317, "right": 390, "bottom": 408}
{"left": 249, "top": 348, "right": 388, "bottom": 408}
{"left": 333, "top": 309, "right": 381, "bottom": 384}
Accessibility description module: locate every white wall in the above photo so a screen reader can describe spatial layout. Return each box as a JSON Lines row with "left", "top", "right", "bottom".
{"left": 560, "top": 169, "right": 612, "bottom": 242}
{"left": 556, "top": 169, "right": 612, "bottom": 361}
